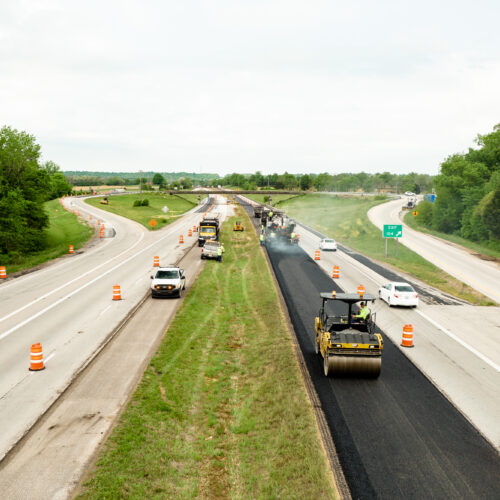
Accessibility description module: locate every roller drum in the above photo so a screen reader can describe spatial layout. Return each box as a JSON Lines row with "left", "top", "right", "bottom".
{"left": 326, "top": 355, "right": 381, "bottom": 378}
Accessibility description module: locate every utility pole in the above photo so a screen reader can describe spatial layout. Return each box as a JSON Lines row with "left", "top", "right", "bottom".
{"left": 140, "top": 170, "right": 143, "bottom": 203}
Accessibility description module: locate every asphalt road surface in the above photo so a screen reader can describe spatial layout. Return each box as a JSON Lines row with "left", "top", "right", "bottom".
{"left": 242, "top": 200, "right": 500, "bottom": 499}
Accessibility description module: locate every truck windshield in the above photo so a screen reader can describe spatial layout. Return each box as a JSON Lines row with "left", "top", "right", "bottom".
{"left": 156, "top": 270, "right": 179, "bottom": 279}
{"left": 200, "top": 227, "right": 216, "bottom": 234}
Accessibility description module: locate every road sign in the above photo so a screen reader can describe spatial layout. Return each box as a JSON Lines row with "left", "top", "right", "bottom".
{"left": 383, "top": 224, "right": 402, "bottom": 238}
{"left": 149, "top": 219, "right": 158, "bottom": 228}
{"left": 412, "top": 211, "right": 418, "bottom": 216}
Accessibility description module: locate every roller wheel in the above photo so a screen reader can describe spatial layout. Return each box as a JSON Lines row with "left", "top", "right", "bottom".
{"left": 324, "top": 353, "right": 331, "bottom": 377}
{"left": 315, "top": 333, "right": 320, "bottom": 354}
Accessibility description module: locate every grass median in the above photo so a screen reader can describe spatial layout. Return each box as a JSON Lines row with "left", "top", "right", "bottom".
{"left": 279, "top": 194, "right": 493, "bottom": 305}
{"left": 85, "top": 193, "right": 203, "bottom": 230}
{"left": 1, "top": 199, "right": 93, "bottom": 274}
{"left": 78, "top": 208, "right": 338, "bottom": 499}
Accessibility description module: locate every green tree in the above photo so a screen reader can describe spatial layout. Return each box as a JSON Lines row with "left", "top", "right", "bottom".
{"left": 152, "top": 173, "right": 165, "bottom": 186}
{"left": 299, "top": 174, "right": 312, "bottom": 190}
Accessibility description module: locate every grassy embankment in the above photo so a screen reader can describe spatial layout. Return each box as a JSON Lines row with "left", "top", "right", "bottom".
{"left": 275, "top": 194, "right": 492, "bottom": 305}
{"left": 1, "top": 199, "right": 93, "bottom": 274}
{"left": 85, "top": 194, "right": 204, "bottom": 230}
{"left": 78, "top": 208, "right": 337, "bottom": 499}
{"left": 245, "top": 193, "right": 303, "bottom": 205}
{"left": 403, "top": 211, "right": 500, "bottom": 260}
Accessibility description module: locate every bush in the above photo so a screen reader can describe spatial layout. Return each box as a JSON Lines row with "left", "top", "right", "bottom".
{"left": 141, "top": 199, "right": 149, "bottom": 206}
{"left": 133, "top": 200, "right": 141, "bottom": 207}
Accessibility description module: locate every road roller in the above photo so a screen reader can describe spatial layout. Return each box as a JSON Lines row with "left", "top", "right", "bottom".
{"left": 314, "top": 291, "right": 383, "bottom": 377}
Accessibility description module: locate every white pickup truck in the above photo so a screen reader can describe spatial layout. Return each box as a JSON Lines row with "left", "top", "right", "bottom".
{"left": 150, "top": 266, "right": 186, "bottom": 298}
{"left": 201, "top": 240, "right": 221, "bottom": 260}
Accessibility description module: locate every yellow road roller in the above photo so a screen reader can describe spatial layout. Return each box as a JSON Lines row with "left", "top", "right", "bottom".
{"left": 314, "top": 291, "right": 383, "bottom": 377}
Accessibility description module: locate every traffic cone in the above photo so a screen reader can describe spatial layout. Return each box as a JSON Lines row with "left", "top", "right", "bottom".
{"left": 112, "top": 285, "right": 122, "bottom": 301}
{"left": 0, "top": 266, "right": 6, "bottom": 279}
{"left": 401, "top": 324, "right": 414, "bottom": 348}
{"left": 332, "top": 265, "right": 340, "bottom": 279}
{"left": 314, "top": 250, "right": 320, "bottom": 260}
{"left": 97, "top": 219, "right": 101, "bottom": 226}
{"left": 179, "top": 235, "right": 184, "bottom": 244}
{"left": 69, "top": 244, "right": 74, "bottom": 254}
{"left": 188, "top": 229, "right": 192, "bottom": 237}
{"left": 29, "top": 343, "right": 45, "bottom": 371}
{"left": 154, "top": 256, "right": 159, "bottom": 267}
{"left": 357, "top": 284, "right": 365, "bottom": 298}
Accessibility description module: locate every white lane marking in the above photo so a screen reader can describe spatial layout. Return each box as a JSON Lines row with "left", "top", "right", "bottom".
{"left": 98, "top": 305, "right": 112, "bottom": 317}
{"left": 44, "top": 352, "right": 56, "bottom": 364}
{"left": 0, "top": 231, "right": 145, "bottom": 324}
{"left": 415, "top": 309, "right": 500, "bottom": 372}
{"left": 0, "top": 215, "right": 199, "bottom": 341}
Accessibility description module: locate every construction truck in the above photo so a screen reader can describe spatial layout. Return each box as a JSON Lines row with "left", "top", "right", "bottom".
{"left": 314, "top": 291, "right": 383, "bottom": 377}
{"left": 402, "top": 195, "right": 417, "bottom": 210}
{"left": 253, "top": 205, "right": 263, "bottom": 218}
{"left": 198, "top": 215, "right": 219, "bottom": 247}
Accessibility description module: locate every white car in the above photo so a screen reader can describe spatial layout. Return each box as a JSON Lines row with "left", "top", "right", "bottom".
{"left": 150, "top": 266, "right": 186, "bottom": 298}
{"left": 404, "top": 191, "right": 415, "bottom": 196}
{"left": 378, "top": 282, "right": 419, "bottom": 307}
{"left": 319, "top": 238, "right": 337, "bottom": 251}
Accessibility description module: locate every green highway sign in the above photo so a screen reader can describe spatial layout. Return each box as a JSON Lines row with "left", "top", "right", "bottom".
{"left": 383, "top": 224, "right": 403, "bottom": 238}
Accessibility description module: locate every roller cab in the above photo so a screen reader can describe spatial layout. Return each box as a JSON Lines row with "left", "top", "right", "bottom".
{"left": 314, "top": 292, "right": 383, "bottom": 378}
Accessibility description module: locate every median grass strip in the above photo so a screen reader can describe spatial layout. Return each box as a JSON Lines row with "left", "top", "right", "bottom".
{"left": 78, "top": 209, "right": 338, "bottom": 499}
{"left": 280, "top": 194, "right": 493, "bottom": 305}
{"left": 85, "top": 193, "right": 202, "bottom": 230}
{"left": 1, "top": 199, "right": 93, "bottom": 274}
{"left": 245, "top": 193, "right": 304, "bottom": 205}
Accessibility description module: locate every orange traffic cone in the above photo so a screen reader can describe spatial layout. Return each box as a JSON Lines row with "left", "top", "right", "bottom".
{"left": 188, "top": 229, "right": 192, "bottom": 237}
{"left": 179, "top": 235, "right": 184, "bottom": 244}
{"left": 69, "top": 245, "right": 74, "bottom": 254}
{"left": 401, "top": 324, "right": 414, "bottom": 348}
{"left": 357, "top": 284, "right": 365, "bottom": 298}
{"left": 29, "top": 343, "right": 45, "bottom": 371}
{"left": 332, "top": 265, "right": 340, "bottom": 279}
{"left": 97, "top": 219, "right": 101, "bottom": 226}
{"left": 112, "top": 285, "right": 122, "bottom": 301}
{"left": 314, "top": 250, "right": 320, "bottom": 260}
{"left": 0, "top": 266, "right": 6, "bottom": 279}
{"left": 154, "top": 256, "right": 160, "bottom": 267}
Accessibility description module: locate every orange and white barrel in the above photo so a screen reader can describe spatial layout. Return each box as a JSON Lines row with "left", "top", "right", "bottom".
{"left": 154, "top": 256, "right": 160, "bottom": 267}
{"left": 401, "top": 324, "right": 414, "bottom": 348}
{"left": 332, "top": 265, "right": 340, "bottom": 279}
{"left": 69, "top": 245, "right": 74, "bottom": 254}
{"left": 314, "top": 250, "right": 320, "bottom": 260}
{"left": 112, "top": 285, "right": 122, "bottom": 301}
{"left": 188, "top": 229, "right": 192, "bottom": 237}
{"left": 29, "top": 343, "right": 45, "bottom": 371}
{"left": 179, "top": 235, "right": 184, "bottom": 244}
{"left": 0, "top": 266, "right": 6, "bottom": 279}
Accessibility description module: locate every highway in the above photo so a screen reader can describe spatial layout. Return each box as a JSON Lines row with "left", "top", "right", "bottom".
{"left": 368, "top": 197, "right": 500, "bottom": 304}
{"left": 0, "top": 194, "right": 227, "bottom": 462}
{"left": 241, "top": 197, "right": 500, "bottom": 499}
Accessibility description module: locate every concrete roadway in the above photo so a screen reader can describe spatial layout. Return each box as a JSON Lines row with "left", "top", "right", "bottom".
{"left": 0, "top": 242, "right": 209, "bottom": 500}
{"left": 368, "top": 197, "right": 500, "bottom": 304}
{"left": 240, "top": 200, "right": 500, "bottom": 498}
{"left": 0, "top": 194, "right": 228, "bottom": 462}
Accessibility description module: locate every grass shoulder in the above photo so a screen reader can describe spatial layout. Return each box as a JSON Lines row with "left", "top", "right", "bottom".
{"left": 245, "top": 193, "right": 305, "bottom": 205}
{"left": 1, "top": 199, "right": 93, "bottom": 275}
{"left": 85, "top": 193, "right": 201, "bottom": 230}
{"left": 78, "top": 208, "right": 338, "bottom": 499}
{"left": 281, "top": 194, "right": 492, "bottom": 305}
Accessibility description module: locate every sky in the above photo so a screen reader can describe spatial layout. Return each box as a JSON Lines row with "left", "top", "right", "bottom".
{"left": 1, "top": 1, "right": 500, "bottom": 176}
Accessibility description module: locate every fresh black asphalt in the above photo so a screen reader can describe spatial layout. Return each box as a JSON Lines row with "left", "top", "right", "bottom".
{"left": 241, "top": 200, "right": 500, "bottom": 499}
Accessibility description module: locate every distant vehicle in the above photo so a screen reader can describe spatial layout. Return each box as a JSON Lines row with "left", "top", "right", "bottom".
{"left": 150, "top": 266, "right": 186, "bottom": 298}
{"left": 404, "top": 191, "right": 415, "bottom": 196}
{"left": 100, "top": 197, "right": 109, "bottom": 205}
{"left": 319, "top": 238, "right": 337, "bottom": 251}
{"left": 378, "top": 282, "right": 418, "bottom": 307}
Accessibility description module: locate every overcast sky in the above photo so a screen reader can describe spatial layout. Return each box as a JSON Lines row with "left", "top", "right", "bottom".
{"left": 1, "top": 1, "right": 499, "bottom": 176}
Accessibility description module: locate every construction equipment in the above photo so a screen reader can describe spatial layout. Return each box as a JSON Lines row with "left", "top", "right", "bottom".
{"left": 314, "top": 292, "right": 383, "bottom": 377}
{"left": 253, "top": 205, "right": 263, "bottom": 218}
{"left": 198, "top": 215, "right": 220, "bottom": 246}
{"left": 233, "top": 221, "right": 244, "bottom": 231}
{"left": 100, "top": 197, "right": 109, "bottom": 205}
{"left": 402, "top": 195, "right": 417, "bottom": 210}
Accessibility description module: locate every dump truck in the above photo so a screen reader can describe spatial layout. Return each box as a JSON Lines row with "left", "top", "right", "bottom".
{"left": 198, "top": 216, "right": 219, "bottom": 246}
{"left": 314, "top": 291, "right": 383, "bottom": 377}
{"left": 402, "top": 195, "right": 417, "bottom": 210}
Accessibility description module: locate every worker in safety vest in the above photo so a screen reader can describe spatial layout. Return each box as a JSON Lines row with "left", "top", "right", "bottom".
{"left": 352, "top": 302, "right": 370, "bottom": 321}
{"left": 260, "top": 233, "right": 264, "bottom": 246}
{"left": 269, "top": 211, "right": 273, "bottom": 218}
{"left": 290, "top": 231, "right": 296, "bottom": 243}
{"left": 217, "top": 246, "right": 223, "bottom": 262}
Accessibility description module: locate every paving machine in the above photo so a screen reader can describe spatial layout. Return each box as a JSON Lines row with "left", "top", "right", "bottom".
{"left": 314, "top": 292, "right": 383, "bottom": 377}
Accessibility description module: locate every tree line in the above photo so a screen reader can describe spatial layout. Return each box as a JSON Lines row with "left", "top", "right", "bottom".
{"left": 0, "top": 126, "right": 72, "bottom": 261}
{"left": 415, "top": 124, "right": 500, "bottom": 246}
